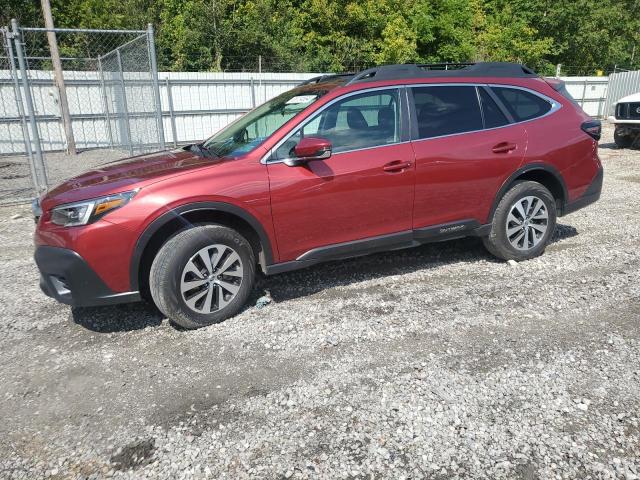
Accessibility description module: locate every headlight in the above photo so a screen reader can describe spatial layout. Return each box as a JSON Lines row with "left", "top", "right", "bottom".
{"left": 50, "top": 191, "right": 137, "bottom": 227}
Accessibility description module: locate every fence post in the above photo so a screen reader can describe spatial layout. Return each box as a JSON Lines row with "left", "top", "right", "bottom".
{"left": 97, "top": 56, "right": 114, "bottom": 148}
{"left": 116, "top": 48, "right": 134, "bottom": 156}
{"left": 258, "top": 55, "right": 263, "bottom": 104}
{"left": 11, "top": 18, "right": 48, "bottom": 192}
{"left": 165, "top": 78, "right": 178, "bottom": 147}
{"left": 4, "top": 27, "right": 38, "bottom": 195}
{"left": 580, "top": 78, "right": 588, "bottom": 108}
{"left": 250, "top": 77, "right": 256, "bottom": 108}
{"left": 597, "top": 95, "right": 603, "bottom": 118}
{"left": 147, "top": 24, "right": 166, "bottom": 150}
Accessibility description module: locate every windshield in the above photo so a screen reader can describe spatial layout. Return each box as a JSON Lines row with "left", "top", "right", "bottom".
{"left": 201, "top": 87, "right": 329, "bottom": 157}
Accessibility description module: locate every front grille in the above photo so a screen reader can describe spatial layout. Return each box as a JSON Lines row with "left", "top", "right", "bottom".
{"left": 617, "top": 102, "right": 640, "bottom": 120}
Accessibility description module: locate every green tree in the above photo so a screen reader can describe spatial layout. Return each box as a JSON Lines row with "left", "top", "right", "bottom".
{"left": 1, "top": 0, "right": 638, "bottom": 73}
{"left": 375, "top": 15, "right": 417, "bottom": 64}
{"left": 477, "top": 3, "right": 554, "bottom": 69}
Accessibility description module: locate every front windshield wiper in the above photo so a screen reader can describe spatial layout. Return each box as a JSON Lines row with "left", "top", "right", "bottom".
{"left": 188, "top": 142, "right": 219, "bottom": 158}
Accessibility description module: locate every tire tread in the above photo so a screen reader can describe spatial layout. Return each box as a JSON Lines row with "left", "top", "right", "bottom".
{"left": 483, "top": 180, "right": 557, "bottom": 261}
{"left": 149, "top": 225, "right": 255, "bottom": 329}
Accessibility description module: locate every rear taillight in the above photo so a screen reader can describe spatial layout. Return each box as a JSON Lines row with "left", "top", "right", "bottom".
{"left": 581, "top": 120, "right": 601, "bottom": 141}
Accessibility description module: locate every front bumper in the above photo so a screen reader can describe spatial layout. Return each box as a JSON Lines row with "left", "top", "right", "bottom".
{"left": 35, "top": 246, "right": 140, "bottom": 307}
{"left": 562, "top": 166, "right": 603, "bottom": 216}
{"left": 608, "top": 116, "right": 640, "bottom": 125}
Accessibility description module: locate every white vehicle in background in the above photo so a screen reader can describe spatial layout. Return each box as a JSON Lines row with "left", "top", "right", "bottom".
{"left": 609, "top": 93, "right": 640, "bottom": 148}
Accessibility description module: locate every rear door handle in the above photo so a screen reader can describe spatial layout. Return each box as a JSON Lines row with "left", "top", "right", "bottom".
{"left": 492, "top": 142, "right": 517, "bottom": 154}
{"left": 383, "top": 160, "right": 412, "bottom": 172}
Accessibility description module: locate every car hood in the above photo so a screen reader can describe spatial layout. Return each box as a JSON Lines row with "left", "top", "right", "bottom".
{"left": 617, "top": 92, "right": 640, "bottom": 104}
{"left": 42, "top": 148, "right": 224, "bottom": 209}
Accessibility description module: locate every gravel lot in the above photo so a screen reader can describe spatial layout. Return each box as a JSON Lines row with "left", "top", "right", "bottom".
{"left": 0, "top": 149, "right": 126, "bottom": 205}
{"left": 1, "top": 125, "right": 639, "bottom": 479}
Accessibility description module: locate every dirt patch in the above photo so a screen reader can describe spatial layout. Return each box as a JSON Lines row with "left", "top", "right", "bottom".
{"left": 110, "top": 438, "right": 156, "bottom": 470}
{"left": 621, "top": 175, "right": 640, "bottom": 184}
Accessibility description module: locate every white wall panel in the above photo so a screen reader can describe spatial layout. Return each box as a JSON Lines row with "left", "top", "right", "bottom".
{"left": 1, "top": 71, "right": 617, "bottom": 154}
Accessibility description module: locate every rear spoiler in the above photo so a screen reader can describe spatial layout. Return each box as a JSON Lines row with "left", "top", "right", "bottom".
{"left": 543, "top": 77, "right": 582, "bottom": 108}
{"left": 543, "top": 77, "right": 565, "bottom": 91}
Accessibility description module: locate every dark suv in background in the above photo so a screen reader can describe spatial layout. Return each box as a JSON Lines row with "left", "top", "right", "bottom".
{"left": 33, "top": 62, "right": 603, "bottom": 328}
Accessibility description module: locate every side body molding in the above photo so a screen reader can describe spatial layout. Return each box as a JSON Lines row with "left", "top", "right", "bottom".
{"left": 129, "top": 201, "right": 275, "bottom": 291}
{"left": 264, "top": 219, "right": 491, "bottom": 276}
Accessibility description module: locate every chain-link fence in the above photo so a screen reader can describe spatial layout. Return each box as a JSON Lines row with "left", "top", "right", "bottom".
{"left": 0, "top": 27, "right": 39, "bottom": 204}
{"left": 98, "top": 34, "right": 164, "bottom": 155}
{"left": 0, "top": 21, "right": 164, "bottom": 205}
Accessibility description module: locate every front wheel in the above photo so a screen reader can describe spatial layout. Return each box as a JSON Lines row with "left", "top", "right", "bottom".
{"left": 483, "top": 181, "right": 557, "bottom": 261}
{"left": 149, "top": 225, "right": 255, "bottom": 329}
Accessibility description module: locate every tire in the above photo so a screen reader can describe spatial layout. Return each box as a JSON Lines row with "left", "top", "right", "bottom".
{"left": 614, "top": 128, "right": 634, "bottom": 148}
{"left": 483, "top": 181, "right": 557, "bottom": 261}
{"left": 149, "top": 225, "right": 255, "bottom": 329}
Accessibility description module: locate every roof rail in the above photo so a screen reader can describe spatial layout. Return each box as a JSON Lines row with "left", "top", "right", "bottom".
{"left": 299, "top": 73, "right": 354, "bottom": 86}
{"left": 417, "top": 62, "right": 476, "bottom": 70}
{"left": 346, "top": 62, "right": 538, "bottom": 85}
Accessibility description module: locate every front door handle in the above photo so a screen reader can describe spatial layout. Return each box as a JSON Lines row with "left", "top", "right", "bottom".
{"left": 492, "top": 142, "right": 517, "bottom": 154}
{"left": 383, "top": 160, "right": 412, "bottom": 172}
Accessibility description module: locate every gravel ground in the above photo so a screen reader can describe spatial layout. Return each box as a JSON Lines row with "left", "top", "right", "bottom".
{"left": 0, "top": 149, "right": 127, "bottom": 205}
{"left": 0, "top": 125, "right": 639, "bottom": 479}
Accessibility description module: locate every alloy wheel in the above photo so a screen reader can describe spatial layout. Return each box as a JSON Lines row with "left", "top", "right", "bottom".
{"left": 505, "top": 195, "right": 549, "bottom": 251}
{"left": 180, "top": 244, "right": 243, "bottom": 313}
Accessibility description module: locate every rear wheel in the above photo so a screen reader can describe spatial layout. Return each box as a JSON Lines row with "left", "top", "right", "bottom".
{"left": 483, "top": 181, "right": 557, "bottom": 261}
{"left": 149, "top": 225, "right": 255, "bottom": 329}
{"left": 614, "top": 127, "right": 634, "bottom": 148}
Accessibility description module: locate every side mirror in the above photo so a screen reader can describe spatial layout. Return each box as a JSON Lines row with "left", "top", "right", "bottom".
{"left": 284, "top": 137, "right": 332, "bottom": 167}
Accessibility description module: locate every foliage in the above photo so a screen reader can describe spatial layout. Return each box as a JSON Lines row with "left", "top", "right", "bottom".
{"left": 2, "top": 0, "right": 638, "bottom": 74}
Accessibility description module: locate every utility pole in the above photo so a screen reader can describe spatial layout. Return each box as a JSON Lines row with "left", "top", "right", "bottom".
{"left": 41, "top": 0, "right": 76, "bottom": 155}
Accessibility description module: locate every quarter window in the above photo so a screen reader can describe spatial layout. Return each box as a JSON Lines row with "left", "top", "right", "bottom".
{"left": 411, "top": 86, "right": 483, "bottom": 139}
{"left": 479, "top": 88, "right": 509, "bottom": 128}
{"left": 491, "top": 87, "right": 552, "bottom": 122}
{"left": 274, "top": 89, "right": 401, "bottom": 159}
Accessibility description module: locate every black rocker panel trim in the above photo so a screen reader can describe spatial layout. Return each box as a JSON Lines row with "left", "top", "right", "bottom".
{"left": 297, "top": 230, "right": 415, "bottom": 262}
{"left": 264, "top": 220, "right": 490, "bottom": 276}
{"left": 413, "top": 219, "right": 488, "bottom": 242}
{"left": 130, "top": 202, "right": 274, "bottom": 291}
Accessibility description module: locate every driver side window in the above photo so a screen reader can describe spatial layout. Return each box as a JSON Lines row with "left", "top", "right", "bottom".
{"left": 273, "top": 89, "right": 401, "bottom": 160}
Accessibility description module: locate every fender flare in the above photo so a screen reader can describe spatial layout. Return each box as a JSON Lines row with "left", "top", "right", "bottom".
{"left": 129, "top": 201, "right": 274, "bottom": 291}
{"left": 488, "top": 163, "right": 568, "bottom": 222}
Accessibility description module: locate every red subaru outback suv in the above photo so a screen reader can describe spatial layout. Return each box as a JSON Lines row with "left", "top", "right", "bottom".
{"left": 33, "top": 62, "right": 603, "bottom": 328}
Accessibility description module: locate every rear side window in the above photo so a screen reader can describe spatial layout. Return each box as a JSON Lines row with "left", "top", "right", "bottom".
{"left": 478, "top": 88, "right": 509, "bottom": 128}
{"left": 411, "top": 86, "right": 483, "bottom": 139}
{"left": 491, "top": 87, "right": 551, "bottom": 122}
